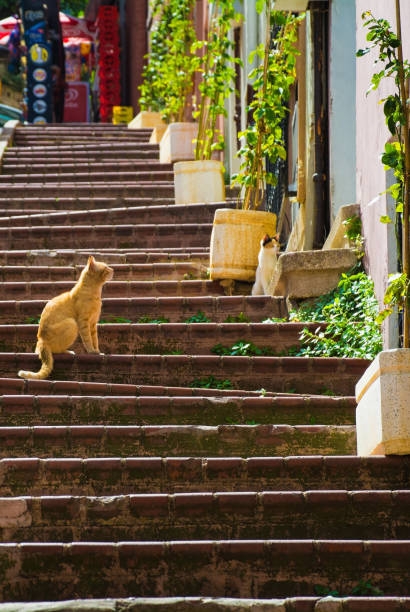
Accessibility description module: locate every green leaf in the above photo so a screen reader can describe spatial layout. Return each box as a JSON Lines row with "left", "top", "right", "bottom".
{"left": 380, "top": 215, "right": 392, "bottom": 224}
{"left": 255, "top": 0, "right": 265, "bottom": 14}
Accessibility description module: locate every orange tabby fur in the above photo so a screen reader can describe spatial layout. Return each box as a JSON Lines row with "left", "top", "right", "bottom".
{"left": 18, "top": 256, "right": 113, "bottom": 380}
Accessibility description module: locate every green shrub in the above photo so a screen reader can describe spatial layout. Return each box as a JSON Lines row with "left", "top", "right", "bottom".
{"left": 290, "top": 270, "right": 382, "bottom": 359}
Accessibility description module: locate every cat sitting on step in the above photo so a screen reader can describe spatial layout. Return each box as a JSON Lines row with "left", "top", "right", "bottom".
{"left": 18, "top": 256, "right": 113, "bottom": 380}
{"left": 251, "top": 234, "right": 280, "bottom": 296}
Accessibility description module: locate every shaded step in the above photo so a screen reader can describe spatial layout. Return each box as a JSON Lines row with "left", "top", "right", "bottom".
{"left": 0, "top": 223, "right": 211, "bottom": 250}
{"left": 0, "top": 262, "right": 207, "bottom": 282}
{"left": 0, "top": 202, "right": 232, "bottom": 227}
{"left": 0, "top": 322, "right": 321, "bottom": 356}
{"left": 0, "top": 279, "right": 225, "bottom": 300}
{"left": 5, "top": 353, "right": 368, "bottom": 395}
{"left": 0, "top": 598, "right": 409, "bottom": 612}
{"left": 0, "top": 455, "right": 408, "bottom": 496}
{"left": 0, "top": 183, "right": 175, "bottom": 199}
{"left": 0, "top": 249, "right": 209, "bottom": 266}
{"left": 0, "top": 394, "right": 355, "bottom": 426}
{"left": 0, "top": 423, "right": 356, "bottom": 458}
{"left": 0, "top": 540, "right": 407, "bottom": 599}
{"left": 0, "top": 171, "right": 175, "bottom": 184}
{"left": 0, "top": 197, "right": 175, "bottom": 211}
{"left": 0, "top": 295, "right": 290, "bottom": 324}
{"left": 0, "top": 490, "right": 407, "bottom": 543}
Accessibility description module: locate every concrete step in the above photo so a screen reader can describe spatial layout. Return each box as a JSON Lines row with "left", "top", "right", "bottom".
{"left": 6, "top": 143, "right": 159, "bottom": 153}
{"left": 0, "top": 197, "right": 176, "bottom": 211}
{"left": 0, "top": 454, "right": 407, "bottom": 496}
{"left": 2, "top": 161, "right": 173, "bottom": 173}
{"left": 0, "top": 490, "right": 407, "bottom": 543}
{"left": 3, "top": 150, "right": 161, "bottom": 161}
{"left": 0, "top": 377, "right": 292, "bottom": 398}
{"left": 0, "top": 171, "right": 175, "bottom": 184}
{"left": 0, "top": 223, "right": 210, "bottom": 250}
{"left": 0, "top": 183, "right": 175, "bottom": 199}
{"left": 0, "top": 279, "right": 226, "bottom": 300}
{"left": 0, "top": 202, "right": 232, "bottom": 227}
{"left": 0, "top": 540, "right": 407, "bottom": 599}
{"left": 15, "top": 126, "right": 152, "bottom": 134}
{"left": 0, "top": 249, "right": 209, "bottom": 266}
{"left": 0, "top": 394, "right": 355, "bottom": 426}
{"left": 0, "top": 262, "right": 207, "bottom": 282}
{"left": 0, "top": 597, "right": 409, "bottom": 612}
{"left": 0, "top": 322, "right": 322, "bottom": 357}
{"left": 5, "top": 353, "right": 368, "bottom": 395}
{"left": 0, "top": 423, "right": 356, "bottom": 457}
{"left": 0, "top": 295, "right": 288, "bottom": 324}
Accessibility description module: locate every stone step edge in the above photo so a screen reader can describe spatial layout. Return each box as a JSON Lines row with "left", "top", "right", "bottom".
{"left": 0, "top": 378, "right": 295, "bottom": 398}
{"left": 1, "top": 596, "right": 409, "bottom": 612}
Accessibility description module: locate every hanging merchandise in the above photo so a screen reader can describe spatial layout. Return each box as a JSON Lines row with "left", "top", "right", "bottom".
{"left": 21, "top": 0, "right": 53, "bottom": 123}
{"left": 97, "top": 6, "right": 120, "bottom": 123}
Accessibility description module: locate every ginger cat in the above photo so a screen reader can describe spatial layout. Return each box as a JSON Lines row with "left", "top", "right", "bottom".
{"left": 251, "top": 233, "right": 280, "bottom": 296}
{"left": 18, "top": 256, "right": 113, "bottom": 380}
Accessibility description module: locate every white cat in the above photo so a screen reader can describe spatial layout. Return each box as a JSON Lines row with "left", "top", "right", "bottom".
{"left": 251, "top": 234, "right": 280, "bottom": 296}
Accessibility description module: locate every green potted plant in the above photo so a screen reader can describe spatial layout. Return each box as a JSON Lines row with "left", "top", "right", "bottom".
{"left": 355, "top": 2, "right": 410, "bottom": 456}
{"left": 135, "top": 0, "right": 201, "bottom": 159}
{"left": 209, "top": 4, "right": 303, "bottom": 281}
{"left": 174, "top": 0, "right": 242, "bottom": 204}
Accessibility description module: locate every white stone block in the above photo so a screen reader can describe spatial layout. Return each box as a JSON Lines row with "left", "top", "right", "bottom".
{"left": 356, "top": 348, "right": 410, "bottom": 455}
{"left": 159, "top": 122, "right": 197, "bottom": 164}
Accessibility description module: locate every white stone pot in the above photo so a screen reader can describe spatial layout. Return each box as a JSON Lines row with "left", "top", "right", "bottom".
{"left": 149, "top": 125, "right": 167, "bottom": 144}
{"left": 209, "top": 208, "right": 277, "bottom": 281}
{"left": 174, "top": 160, "right": 225, "bottom": 205}
{"left": 356, "top": 348, "right": 410, "bottom": 455}
{"left": 159, "top": 122, "right": 198, "bottom": 164}
{"left": 128, "top": 111, "right": 165, "bottom": 129}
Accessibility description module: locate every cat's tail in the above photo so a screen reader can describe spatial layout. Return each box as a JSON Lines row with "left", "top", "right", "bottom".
{"left": 18, "top": 340, "right": 54, "bottom": 380}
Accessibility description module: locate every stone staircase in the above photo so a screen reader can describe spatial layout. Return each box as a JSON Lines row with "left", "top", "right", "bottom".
{"left": 0, "top": 123, "right": 408, "bottom": 611}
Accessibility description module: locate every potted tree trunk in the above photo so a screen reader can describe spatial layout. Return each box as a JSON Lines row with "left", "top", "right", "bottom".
{"left": 355, "top": 3, "right": 410, "bottom": 455}
{"left": 209, "top": 5, "right": 303, "bottom": 281}
{"left": 174, "top": 0, "right": 241, "bottom": 204}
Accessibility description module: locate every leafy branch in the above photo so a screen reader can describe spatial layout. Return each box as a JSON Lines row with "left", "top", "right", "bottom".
{"left": 232, "top": 7, "right": 304, "bottom": 210}
{"left": 357, "top": 4, "right": 410, "bottom": 346}
{"left": 193, "top": 0, "right": 242, "bottom": 160}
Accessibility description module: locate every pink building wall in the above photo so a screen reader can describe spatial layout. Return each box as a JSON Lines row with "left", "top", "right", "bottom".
{"left": 356, "top": 0, "right": 410, "bottom": 346}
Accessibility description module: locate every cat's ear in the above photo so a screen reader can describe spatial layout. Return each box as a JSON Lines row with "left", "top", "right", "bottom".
{"left": 88, "top": 256, "right": 96, "bottom": 270}
{"left": 274, "top": 233, "right": 280, "bottom": 242}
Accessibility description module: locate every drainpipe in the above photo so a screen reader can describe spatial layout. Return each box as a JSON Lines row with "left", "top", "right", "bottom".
{"left": 310, "top": 0, "right": 330, "bottom": 249}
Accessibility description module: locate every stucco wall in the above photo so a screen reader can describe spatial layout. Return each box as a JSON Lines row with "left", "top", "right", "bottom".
{"left": 356, "top": 0, "right": 410, "bottom": 346}
{"left": 328, "top": 0, "right": 356, "bottom": 221}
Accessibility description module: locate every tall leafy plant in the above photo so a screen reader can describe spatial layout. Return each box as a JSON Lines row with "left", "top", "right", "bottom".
{"left": 357, "top": 2, "right": 410, "bottom": 347}
{"left": 193, "top": 0, "right": 242, "bottom": 160}
{"left": 232, "top": 5, "right": 304, "bottom": 210}
{"left": 139, "top": 0, "right": 200, "bottom": 123}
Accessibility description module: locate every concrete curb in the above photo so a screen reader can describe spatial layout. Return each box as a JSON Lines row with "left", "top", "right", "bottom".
{"left": 0, "top": 120, "right": 20, "bottom": 171}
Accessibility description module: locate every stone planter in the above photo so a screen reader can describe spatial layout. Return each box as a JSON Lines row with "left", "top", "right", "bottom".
{"left": 174, "top": 160, "right": 225, "bottom": 205}
{"left": 159, "top": 122, "right": 197, "bottom": 164}
{"left": 356, "top": 348, "right": 410, "bottom": 455}
{"left": 149, "top": 125, "right": 167, "bottom": 144}
{"left": 209, "top": 208, "right": 276, "bottom": 281}
{"left": 128, "top": 111, "right": 165, "bottom": 130}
